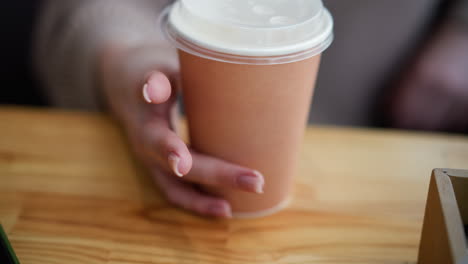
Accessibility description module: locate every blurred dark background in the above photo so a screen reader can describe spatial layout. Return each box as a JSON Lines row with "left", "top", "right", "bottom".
{"left": 0, "top": 1, "right": 45, "bottom": 106}
{"left": 0, "top": 0, "right": 465, "bottom": 133}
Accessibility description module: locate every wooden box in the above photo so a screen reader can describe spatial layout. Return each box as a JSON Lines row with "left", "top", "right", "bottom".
{"left": 418, "top": 169, "right": 468, "bottom": 264}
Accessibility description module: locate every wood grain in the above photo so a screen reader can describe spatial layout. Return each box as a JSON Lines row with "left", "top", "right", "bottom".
{"left": 1, "top": 107, "right": 468, "bottom": 264}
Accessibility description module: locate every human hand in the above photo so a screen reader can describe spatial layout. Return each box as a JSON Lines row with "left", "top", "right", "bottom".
{"left": 98, "top": 44, "right": 264, "bottom": 218}
{"left": 389, "top": 21, "right": 468, "bottom": 132}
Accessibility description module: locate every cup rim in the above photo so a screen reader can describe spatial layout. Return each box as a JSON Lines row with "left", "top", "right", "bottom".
{"left": 159, "top": 4, "right": 334, "bottom": 65}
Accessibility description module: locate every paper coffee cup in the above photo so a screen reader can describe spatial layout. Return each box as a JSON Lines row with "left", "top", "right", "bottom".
{"left": 161, "top": 0, "right": 333, "bottom": 218}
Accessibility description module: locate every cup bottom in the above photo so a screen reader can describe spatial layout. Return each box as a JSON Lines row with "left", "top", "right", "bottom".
{"left": 232, "top": 197, "right": 291, "bottom": 219}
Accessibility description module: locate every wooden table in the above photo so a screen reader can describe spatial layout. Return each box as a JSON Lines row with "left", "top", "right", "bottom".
{"left": 1, "top": 107, "right": 468, "bottom": 264}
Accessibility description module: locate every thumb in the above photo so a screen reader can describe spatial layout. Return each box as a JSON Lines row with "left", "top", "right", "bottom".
{"left": 142, "top": 71, "right": 172, "bottom": 105}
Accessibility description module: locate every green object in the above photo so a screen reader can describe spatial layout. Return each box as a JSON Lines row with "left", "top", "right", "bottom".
{"left": 0, "top": 224, "right": 20, "bottom": 264}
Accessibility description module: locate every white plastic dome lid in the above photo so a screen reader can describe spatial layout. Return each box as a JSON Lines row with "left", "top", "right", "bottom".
{"left": 160, "top": 0, "right": 334, "bottom": 64}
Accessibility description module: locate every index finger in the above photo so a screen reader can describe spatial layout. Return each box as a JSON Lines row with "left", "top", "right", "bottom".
{"left": 142, "top": 71, "right": 172, "bottom": 104}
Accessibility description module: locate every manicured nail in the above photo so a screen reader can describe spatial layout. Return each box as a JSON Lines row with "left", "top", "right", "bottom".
{"left": 168, "top": 153, "right": 183, "bottom": 177}
{"left": 143, "top": 83, "right": 152, "bottom": 103}
{"left": 237, "top": 174, "right": 264, "bottom": 194}
{"left": 253, "top": 170, "right": 264, "bottom": 180}
{"left": 209, "top": 204, "right": 232, "bottom": 218}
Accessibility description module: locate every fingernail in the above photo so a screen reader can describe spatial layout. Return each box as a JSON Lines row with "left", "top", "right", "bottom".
{"left": 209, "top": 204, "right": 232, "bottom": 218}
{"left": 237, "top": 174, "right": 264, "bottom": 194}
{"left": 168, "top": 153, "right": 183, "bottom": 177}
{"left": 143, "top": 83, "right": 152, "bottom": 103}
{"left": 253, "top": 170, "right": 264, "bottom": 180}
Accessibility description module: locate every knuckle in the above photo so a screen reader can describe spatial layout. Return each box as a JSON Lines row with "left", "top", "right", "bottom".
{"left": 165, "top": 189, "right": 181, "bottom": 205}
{"left": 214, "top": 165, "right": 237, "bottom": 187}
{"left": 203, "top": 162, "right": 224, "bottom": 186}
{"left": 161, "top": 133, "right": 178, "bottom": 151}
{"left": 190, "top": 199, "right": 205, "bottom": 213}
{"left": 165, "top": 188, "right": 196, "bottom": 212}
